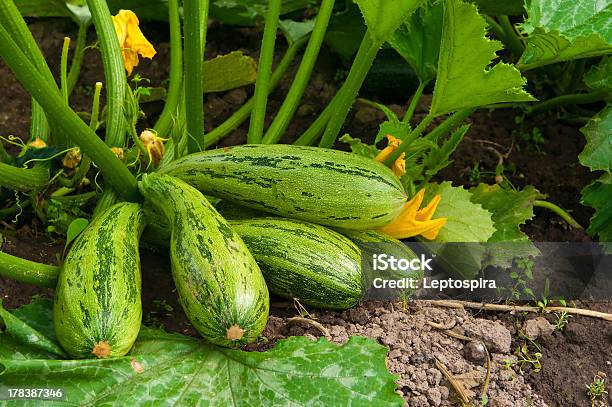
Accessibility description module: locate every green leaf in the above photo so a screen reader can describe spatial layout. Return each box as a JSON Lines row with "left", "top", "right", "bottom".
{"left": 0, "top": 299, "right": 65, "bottom": 359}
{"left": 579, "top": 104, "right": 612, "bottom": 173}
{"left": 467, "top": 0, "right": 524, "bottom": 15}
{"left": 388, "top": 1, "right": 444, "bottom": 84}
{"left": 519, "top": 0, "right": 612, "bottom": 69}
{"left": 424, "top": 181, "right": 496, "bottom": 242}
{"left": 470, "top": 184, "right": 542, "bottom": 243}
{"left": 355, "top": 0, "right": 424, "bottom": 44}
{"left": 0, "top": 302, "right": 403, "bottom": 406}
{"left": 203, "top": 51, "right": 258, "bottom": 93}
{"left": 585, "top": 57, "right": 612, "bottom": 92}
{"left": 581, "top": 173, "right": 612, "bottom": 242}
{"left": 338, "top": 134, "right": 380, "bottom": 158}
{"left": 430, "top": 0, "right": 535, "bottom": 116}
{"left": 279, "top": 19, "right": 315, "bottom": 45}
{"left": 423, "top": 124, "right": 470, "bottom": 177}
{"left": 14, "top": 0, "right": 71, "bottom": 18}
{"left": 65, "top": 217, "right": 88, "bottom": 248}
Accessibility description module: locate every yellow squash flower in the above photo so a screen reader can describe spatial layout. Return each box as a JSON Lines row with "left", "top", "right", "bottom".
{"left": 378, "top": 188, "right": 447, "bottom": 240}
{"left": 28, "top": 137, "right": 47, "bottom": 149}
{"left": 112, "top": 10, "right": 156, "bottom": 75}
{"left": 375, "top": 135, "right": 405, "bottom": 177}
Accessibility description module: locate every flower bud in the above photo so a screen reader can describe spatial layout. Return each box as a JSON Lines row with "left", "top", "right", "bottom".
{"left": 139, "top": 130, "right": 165, "bottom": 166}
{"left": 63, "top": 148, "right": 82, "bottom": 169}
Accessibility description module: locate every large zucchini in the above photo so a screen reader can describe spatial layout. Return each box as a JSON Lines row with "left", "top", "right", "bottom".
{"left": 139, "top": 173, "right": 269, "bottom": 347}
{"left": 54, "top": 203, "right": 145, "bottom": 359}
{"left": 229, "top": 217, "right": 362, "bottom": 310}
{"left": 159, "top": 144, "right": 407, "bottom": 229}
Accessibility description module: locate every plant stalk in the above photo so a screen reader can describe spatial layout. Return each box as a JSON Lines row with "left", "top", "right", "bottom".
{"left": 183, "top": 0, "right": 208, "bottom": 153}
{"left": 0, "top": 250, "right": 59, "bottom": 288}
{"left": 0, "top": 25, "right": 139, "bottom": 200}
{"left": 402, "top": 80, "right": 426, "bottom": 124}
{"left": 61, "top": 37, "right": 71, "bottom": 104}
{"left": 262, "top": 0, "right": 334, "bottom": 144}
{"left": 247, "top": 0, "right": 282, "bottom": 144}
{"left": 67, "top": 22, "right": 90, "bottom": 94}
{"left": 527, "top": 90, "right": 609, "bottom": 115}
{"left": 0, "top": 163, "right": 49, "bottom": 190}
{"left": 497, "top": 15, "right": 524, "bottom": 58}
{"left": 86, "top": 0, "right": 128, "bottom": 147}
{"left": 319, "top": 30, "right": 380, "bottom": 148}
{"left": 153, "top": 0, "right": 183, "bottom": 137}
{"left": 534, "top": 200, "right": 583, "bottom": 229}
{"left": 204, "top": 36, "right": 309, "bottom": 148}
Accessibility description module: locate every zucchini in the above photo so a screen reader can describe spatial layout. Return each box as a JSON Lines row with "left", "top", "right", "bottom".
{"left": 139, "top": 173, "right": 269, "bottom": 347}
{"left": 159, "top": 144, "right": 407, "bottom": 229}
{"left": 229, "top": 217, "right": 362, "bottom": 310}
{"left": 54, "top": 202, "right": 145, "bottom": 359}
{"left": 341, "top": 230, "right": 423, "bottom": 298}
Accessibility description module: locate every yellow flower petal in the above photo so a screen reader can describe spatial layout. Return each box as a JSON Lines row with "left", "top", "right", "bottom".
{"left": 377, "top": 188, "right": 447, "bottom": 240}
{"left": 112, "top": 10, "right": 156, "bottom": 75}
{"left": 374, "top": 135, "right": 406, "bottom": 177}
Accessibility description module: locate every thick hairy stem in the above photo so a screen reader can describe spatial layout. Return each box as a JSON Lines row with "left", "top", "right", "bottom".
{"left": 262, "top": 0, "right": 334, "bottom": 144}
{"left": 0, "top": 25, "right": 139, "bottom": 200}
{"left": 527, "top": 90, "right": 610, "bottom": 115}
{"left": 67, "top": 22, "right": 90, "bottom": 95}
{"left": 0, "top": 250, "right": 59, "bottom": 288}
{"left": 247, "top": 0, "right": 282, "bottom": 144}
{"left": 183, "top": 0, "right": 208, "bottom": 153}
{"left": 86, "top": 0, "right": 128, "bottom": 147}
{"left": 153, "top": 0, "right": 183, "bottom": 137}
{"left": 0, "top": 162, "right": 49, "bottom": 190}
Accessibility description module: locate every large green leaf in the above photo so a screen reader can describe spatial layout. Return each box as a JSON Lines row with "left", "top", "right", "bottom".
{"left": 429, "top": 0, "right": 535, "bottom": 116}
{"left": 324, "top": 3, "right": 367, "bottom": 61}
{"left": 519, "top": 0, "right": 612, "bottom": 69}
{"left": 579, "top": 104, "right": 612, "bottom": 173}
{"left": 470, "top": 184, "right": 542, "bottom": 243}
{"left": 14, "top": 0, "right": 71, "bottom": 18}
{"left": 468, "top": 0, "right": 524, "bottom": 15}
{"left": 581, "top": 173, "right": 612, "bottom": 242}
{"left": 354, "top": 0, "right": 424, "bottom": 44}
{"left": 0, "top": 301, "right": 402, "bottom": 406}
{"left": 388, "top": 1, "right": 444, "bottom": 84}
{"left": 424, "top": 181, "right": 496, "bottom": 242}
{"left": 470, "top": 184, "right": 542, "bottom": 267}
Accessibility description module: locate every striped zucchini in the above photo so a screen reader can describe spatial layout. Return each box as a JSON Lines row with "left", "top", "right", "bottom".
{"left": 159, "top": 144, "right": 407, "bottom": 229}
{"left": 139, "top": 173, "right": 269, "bottom": 347}
{"left": 54, "top": 203, "right": 145, "bottom": 359}
{"left": 341, "top": 230, "right": 423, "bottom": 297}
{"left": 229, "top": 217, "right": 362, "bottom": 310}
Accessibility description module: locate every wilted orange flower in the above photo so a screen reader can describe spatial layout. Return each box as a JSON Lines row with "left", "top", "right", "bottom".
{"left": 63, "top": 148, "right": 82, "bottom": 169}
{"left": 28, "top": 137, "right": 47, "bottom": 149}
{"left": 112, "top": 10, "right": 156, "bottom": 75}
{"left": 378, "top": 188, "right": 447, "bottom": 240}
{"left": 375, "top": 135, "right": 405, "bottom": 177}
{"left": 139, "top": 130, "right": 165, "bottom": 166}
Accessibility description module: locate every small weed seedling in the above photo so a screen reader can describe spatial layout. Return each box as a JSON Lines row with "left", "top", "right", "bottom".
{"left": 553, "top": 310, "right": 570, "bottom": 331}
{"left": 586, "top": 372, "right": 607, "bottom": 406}
{"left": 503, "top": 342, "right": 543, "bottom": 373}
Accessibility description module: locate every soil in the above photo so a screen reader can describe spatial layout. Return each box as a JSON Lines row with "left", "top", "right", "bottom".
{"left": 1, "top": 19, "right": 610, "bottom": 407}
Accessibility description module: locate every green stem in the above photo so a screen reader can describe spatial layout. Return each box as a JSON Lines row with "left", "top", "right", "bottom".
{"left": 67, "top": 22, "right": 90, "bottom": 95}
{"left": 0, "top": 250, "right": 59, "bottom": 288}
{"left": 527, "top": 90, "right": 609, "bottom": 115}
{"left": 497, "top": 15, "right": 524, "bottom": 58}
{"left": 0, "top": 0, "right": 59, "bottom": 143}
{"left": 183, "top": 0, "right": 207, "bottom": 153}
{"left": 424, "top": 108, "right": 475, "bottom": 143}
{"left": 0, "top": 162, "right": 48, "bottom": 190}
{"left": 566, "top": 59, "right": 585, "bottom": 94}
{"left": 484, "top": 15, "right": 506, "bottom": 43}
{"left": 262, "top": 0, "right": 334, "bottom": 144}
{"left": 93, "top": 188, "right": 118, "bottom": 218}
{"left": 382, "top": 113, "right": 435, "bottom": 166}
{"left": 0, "top": 199, "right": 31, "bottom": 219}
{"left": 534, "top": 200, "right": 583, "bottom": 229}
{"left": 247, "top": 0, "right": 282, "bottom": 144}
{"left": 86, "top": 0, "right": 127, "bottom": 147}
{"left": 73, "top": 82, "right": 103, "bottom": 186}
{"left": 402, "top": 80, "right": 426, "bottom": 124}
{"left": 0, "top": 25, "right": 139, "bottom": 201}
{"left": 153, "top": 0, "right": 183, "bottom": 137}
{"left": 204, "top": 36, "right": 308, "bottom": 148}
{"left": 60, "top": 37, "right": 71, "bottom": 104}
{"left": 319, "top": 30, "right": 380, "bottom": 148}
